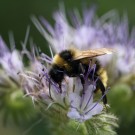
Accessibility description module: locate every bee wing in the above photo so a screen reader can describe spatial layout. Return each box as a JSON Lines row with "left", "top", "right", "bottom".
{"left": 73, "top": 48, "right": 115, "bottom": 60}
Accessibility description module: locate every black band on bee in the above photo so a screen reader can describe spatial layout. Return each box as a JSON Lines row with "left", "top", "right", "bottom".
{"left": 59, "top": 50, "right": 73, "bottom": 62}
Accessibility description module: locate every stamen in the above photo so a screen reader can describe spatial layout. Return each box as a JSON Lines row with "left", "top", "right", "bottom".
{"left": 21, "top": 50, "right": 33, "bottom": 61}
{"left": 85, "top": 88, "right": 110, "bottom": 115}
{"left": 80, "top": 62, "right": 96, "bottom": 109}
{"left": 40, "top": 53, "right": 52, "bottom": 62}
{"left": 25, "top": 71, "right": 39, "bottom": 77}
{"left": 83, "top": 85, "right": 95, "bottom": 110}
{"left": 49, "top": 45, "right": 54, "bottom": 58}
{"left": 19, "top": 73, "right": 40, "bottom": 84}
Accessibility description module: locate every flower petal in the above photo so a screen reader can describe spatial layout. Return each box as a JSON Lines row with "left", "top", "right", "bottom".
{"left": 69, "top": 93, "right": 81, "bottom": 109}
{"left": 67, "top": 108, "right": 80, "bottom": 120}
{"left": 80, "top": 85, "right": 96, "bottom": 111}
{"left": 84, "top": 103, "right": 103, "bottom": 119}
{"left": 73, "top": 78, "right": 83, "bottom": 94}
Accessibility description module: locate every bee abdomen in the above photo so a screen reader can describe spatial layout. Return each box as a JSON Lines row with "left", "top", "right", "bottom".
{"left": 97, "top": 67, "right": 108, "bottom": 88}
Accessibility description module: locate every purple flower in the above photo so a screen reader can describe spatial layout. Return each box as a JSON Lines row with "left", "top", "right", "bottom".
{"left": 0, "top": 36, "right": 37, "bottom": 124}
{"left": 0, "top": 37, "right": 24, "bottom": 82}
{"left": 67, "top": 81, "right": 103, "bottom": 122}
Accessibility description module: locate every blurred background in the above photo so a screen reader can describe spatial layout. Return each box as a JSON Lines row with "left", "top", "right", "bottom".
{"left": 0, "top": 0, "right": 135, "bottom": 135}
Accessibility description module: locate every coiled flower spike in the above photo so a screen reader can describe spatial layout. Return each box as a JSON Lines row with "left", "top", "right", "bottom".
{"left": 20, "top": 43, "right": 118, "bottom": 135}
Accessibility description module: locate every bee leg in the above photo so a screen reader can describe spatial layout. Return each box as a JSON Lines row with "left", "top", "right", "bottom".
{"left": 79, "top": 63, "right": 85, "bottom": 94}
{"left": 79, "top": 63, "right": 85, "bottom": 74}
{"left": 96, "top": 79, "right": 107, "bottom": 105}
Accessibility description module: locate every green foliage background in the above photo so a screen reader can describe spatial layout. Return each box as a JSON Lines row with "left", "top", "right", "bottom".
{"left": 0, "top": 0, "right": 135, "bottom": 135}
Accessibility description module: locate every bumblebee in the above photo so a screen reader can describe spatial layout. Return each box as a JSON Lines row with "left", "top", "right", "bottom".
{"left": 49, "top": 48, "right": 114, "bottom": 104}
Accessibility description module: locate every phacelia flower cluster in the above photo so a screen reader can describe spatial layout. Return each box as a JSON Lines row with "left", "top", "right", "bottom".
{"left": 20, "top": 54, "right": 104, "bottom": 122}
{"left": 0, "top": 35, "right": 36, "bottom": 125}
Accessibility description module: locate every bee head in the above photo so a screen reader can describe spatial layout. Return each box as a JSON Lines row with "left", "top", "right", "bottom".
{"left": 49, "top": 65, "right": 64, "bottom": 83}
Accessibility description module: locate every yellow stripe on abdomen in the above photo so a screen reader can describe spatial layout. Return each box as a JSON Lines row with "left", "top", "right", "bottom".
{"left": 97, "top": 68, "right": 108, "bottom": 88}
